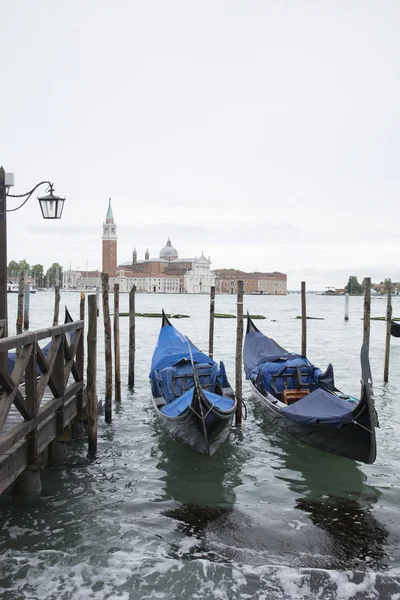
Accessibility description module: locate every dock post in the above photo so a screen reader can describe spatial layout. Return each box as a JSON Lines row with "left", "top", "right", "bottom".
{"left": 235, "top": 280, "right": 244, "bottom": 425}
{"left": 128, "top": 285, "right": 136, "bottom": 388}
{"left": 87, "top": 295, "right": 98, "bottom": 455}
{"left": 363, "top": 277, "right": 371, "bottom": 351}
{"left": 16, "top": 271, "right": 24, "bottom": 335}
{"left": 73, "top": 307, "right": 86, "bottom": 438}
{"left": 102, "top": 272, "right": 112, "bottom": 423}
{"left": 80, "top": 290, "right": 85, "bottom": 321}
{"left": 114, "top": 283, "right": 121, "bottom": 402}
{"left": 344, "top": 292, "right": 349, "bottom": 322}
{"left": 96, "top": 285, "right": 100, "bottom": 317}
{"left": 208, "top": 285, "right": 215, "bottom": 359}
{"left": 23, "top": 283, "right": 30, "bottom": 330}
{"left": 384, "top": 285, "right": 392, "bottom": 383}
{"left": 301, "top": 281, "right": 307, "bottom": 356}
{"left": 53, "top": 285, "right": 60, "bottom": 326}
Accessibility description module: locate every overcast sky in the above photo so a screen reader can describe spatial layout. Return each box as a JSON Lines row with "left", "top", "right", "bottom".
{"left": 2, "top": 1, "right": 400, "bottom": 289}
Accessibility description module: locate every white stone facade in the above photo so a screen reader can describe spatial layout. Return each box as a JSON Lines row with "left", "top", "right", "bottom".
{"left": 184, "top": 255, "right": 215, "bottom": 294}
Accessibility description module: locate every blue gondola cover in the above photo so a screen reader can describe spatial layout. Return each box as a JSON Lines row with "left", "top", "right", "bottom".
{"left": 150, "top": 325, "right": 214, "bottom": 374}
{"left": 161, "top": 388, "right": 235, "bottom": 417}
{"left": 281, "top": 388, "right": 354, "bottom": 426}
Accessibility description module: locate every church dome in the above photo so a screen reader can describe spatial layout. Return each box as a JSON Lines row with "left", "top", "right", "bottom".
{"left": 160, "top": 237, "right": 178, "bottom": 261}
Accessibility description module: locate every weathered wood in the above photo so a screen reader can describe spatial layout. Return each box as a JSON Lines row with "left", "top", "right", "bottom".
{"left": 344, "top": 292, "right": 349, "bottom": 322}
{"left": 16, "top": 271, "right": 25, "bottom": 335}
{"left": 24, "top": 284, "right": 30, "bottom": 330}
{"left": 87, "top": 295, "right": 98, "bottom": 454}
{"left": 235, "top": 280, "right": 244, "bottom": 425}
{"left": 301, "top": 281, "right": 307, "bottom": 356}
{"left": 114, "top": 284, "right": 121, "bottom": 402}
{"left": 36, "top": 336, "right": 63, "bottom": 405}
{"left": 75, "top": 323, "right": 84, "bottom": 419}
{"left": 25, "top": 346, "right": 38, "bottom": 463}
{"left": 96, "top": 286, "right": 100, "bottom": 317}
{"left": 208, "top": 285, "right": 215, "bottom": 359}
{"left": 63, "top": 328, "right": 82, "bottom": 387}
{"left": 363, "top": 277, "right": 371, "bottom": 350}
{"left": 384, "top": 289, "right": 392, "bottom": 383}
{"left": 80, "top": 291, "right": 85, "bottom": 321}
{"left": 128, "top": 285, "right": 136, "bottom": 388}
{"left": 53, "top": 334, "right": 65, "bottom": 436}
{"left": 53, "top": 286, "right": 60, "bottom": 326}
{"left": 102, "top": 273, "right": 112, "bottom": 422}
{"left": 0, "top": 343, "right": 33, "bottom": 429}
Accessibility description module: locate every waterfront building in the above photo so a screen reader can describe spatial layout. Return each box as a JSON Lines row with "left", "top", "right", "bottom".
{"left": 215, "top": 270, "right": 287, "bottom": 295}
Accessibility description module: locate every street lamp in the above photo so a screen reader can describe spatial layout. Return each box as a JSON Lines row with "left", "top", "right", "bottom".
{"left": 0, "top": 166, "right": 66, "bottom": 337}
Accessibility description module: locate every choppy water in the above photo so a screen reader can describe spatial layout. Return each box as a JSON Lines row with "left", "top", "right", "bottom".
{"left": 1, "top": 291, "right": 400, "bottom": 599}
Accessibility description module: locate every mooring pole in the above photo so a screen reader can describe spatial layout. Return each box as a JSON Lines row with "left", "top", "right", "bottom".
{"left": 384, "top": 286, "right": 392, "bottom": 383}
{"left": 235, "top": 280, "right": 244, "bottom": 425}
{"left": 96, "top": 285, "right": 100, "bottom": 317}
{"left": 128, "top": 285, "right": 136, "bottom": 388}
{"left": 16, "top": 270, "right": 24, "bottom": 335}
{"left": 301, "top": 281, "right": 307, "bottom": 356}
{"left": 87, "top": 295, "right": 98, "bottom": 455}
{"left": 344, "top": 292, "right": 349, "bottom": 322}
{"left": 208, "top": 285, "right": 215, "bottom": 359}
{"left": 363, "top": 277, "right": 371, "bottom": 351}
{"left": 80, "top": 290, "right": 85, "bottom": 321}
{"left": 114, "top": 283, "right": 121, "bottom": 402}
{"left": 23, "top": 283, "right": 30, "bottom": 330}
{"left": 53, "top": 285, "right": 60, "bottom": 326}
{"left": 102, "top": 272, "right": 112, "bottom": 423}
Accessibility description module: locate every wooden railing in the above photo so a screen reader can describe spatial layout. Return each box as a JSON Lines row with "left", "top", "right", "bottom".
{"left": 0, "top": 320, "right": 84, "bottom": 494}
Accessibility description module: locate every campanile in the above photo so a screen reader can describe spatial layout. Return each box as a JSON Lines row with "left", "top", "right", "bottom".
{"left": 102, "top": 198, "right": 117, "bottom": 273}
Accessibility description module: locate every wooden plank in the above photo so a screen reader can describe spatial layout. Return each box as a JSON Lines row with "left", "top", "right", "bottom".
{"left": 0, "top": 331, "right": 35, "bottom": 352}
{"left": 63, "top": 328, "right": 81, "bottom": 387}
{"left": 0, "top": 440, "right": 28, "bottom": 496}
{"left": 0, "top": 344, "right": 33, "bottom": 429}
{"left": 36, "top": 335, "right": 62, "bottom": 406}
{"left": 0, "top": 420, "right": 34, "bottom": 456}
{"left": 114, "top": 284, "right": 121, "bottom": 402}
{"left": 87, "top": 295, "right": 98, "bottom": 454}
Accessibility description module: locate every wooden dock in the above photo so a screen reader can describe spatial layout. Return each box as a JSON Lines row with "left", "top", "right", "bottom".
{"left": 0, "top": 318, "right": 85, "bottom": 494}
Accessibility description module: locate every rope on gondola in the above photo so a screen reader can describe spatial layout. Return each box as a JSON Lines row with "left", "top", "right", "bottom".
{"left": 353, "top": 420, "right": 373, "bottom": 434}
{"left": 234, "top": 395, "right": 248, "bottom": 420}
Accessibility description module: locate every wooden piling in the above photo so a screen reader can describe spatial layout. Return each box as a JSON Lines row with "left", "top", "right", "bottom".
{"left": 114, "top": 283, "right": 121, "bottom": 402}
{"left": 235, "top": 280, "right": 244, "bottom": 425}
{"left": 96, "top": 285, "right": 100, "bottom": 317}
{"left": 16, "top": 271, "right": 24, "bottom": 335}
{"left": 344, "top": 292, "right": 349, "bottom": 322}
{"left": 102, "top": 272, "right": 112, "bottom": 423}
{"left": 128, "top": 285, "right": 136, "bottom": 388}
{"left": 23, "top": 283, "right": 30, "bottom": 330}
{"left": 363, "top": 277, "right": 371, "bottom": 350}
{"left": 384, "top": 287, "right": 392, "bottom": 383}
{"left": 208, "top": 285, "right": 215, "bottom": 359}
{"left": 80, "top": 290, "right": 85, "bottom": 321}
{"left": 301, "top": 281, "right": 307, "bottom": 356}
{"left": 87, "top": 295, "right": 98, "bottom": 455}
{"left": 53, "top": 285, "right": 60, "bottom": 326}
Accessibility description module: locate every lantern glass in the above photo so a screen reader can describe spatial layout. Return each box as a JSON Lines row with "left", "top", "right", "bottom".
{"left": 38, "top": 193, "right": 65, "bottom": 219}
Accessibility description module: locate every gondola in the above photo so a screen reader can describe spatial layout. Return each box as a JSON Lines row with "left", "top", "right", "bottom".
{"left": 149, "top": 311, "right": 237, "bottom": 455}
{"left": 390, "top": 320, "right": 400, "bottom": 338}
{"left": 244, "top": 314, "right": 377, "bottom": 464}
{"left": 7, "top": 306, "right": 74, "bottom": 374}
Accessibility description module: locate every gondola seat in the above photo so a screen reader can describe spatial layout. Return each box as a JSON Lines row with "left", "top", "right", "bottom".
{"left": 156, "top": 362, "right": 220, "bottom": 404}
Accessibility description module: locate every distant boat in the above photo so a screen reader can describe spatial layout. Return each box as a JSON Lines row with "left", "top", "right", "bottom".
{"left": 7, "top": 282, "right": 37, "bottom": 293}
{"left": 244, "top": 314, "right": 378, "bottom": 464}
{"left": 149, "top": 311, "right": 237, "bottom": 455}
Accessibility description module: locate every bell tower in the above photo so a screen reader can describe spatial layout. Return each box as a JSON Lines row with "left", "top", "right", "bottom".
{"left": 102, "top": 198, "right": 117, "bottom": 273}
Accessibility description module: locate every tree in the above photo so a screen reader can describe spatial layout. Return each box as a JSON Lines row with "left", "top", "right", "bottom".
{"left": 31, "top": 264, "right": 44, "bottom": 287}
{"left": 384, "top": 278, "right": 392, "bottom": 294}
{"left": 45, "top": 263, "right": 63, "bottom": 288}
{"left": 345, "top": 275, "right": 362, "bottom": 295}
{"left": 17, "top": 259, "right": 30, "bottom": 276}
{"left": 7, "top": 260, "right": 19, "bottom": 277}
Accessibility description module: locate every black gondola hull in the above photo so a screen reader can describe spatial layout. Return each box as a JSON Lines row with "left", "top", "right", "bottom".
{"left": 249, "top": 382, "right": 376, "bottom": 464}
{"left": 151, "top": 387, "right": 235, "bottom": 456}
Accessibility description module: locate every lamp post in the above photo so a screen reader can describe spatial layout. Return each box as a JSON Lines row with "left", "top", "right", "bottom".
{"left": 0, "top": 166, "right": 65, "bottom": 338}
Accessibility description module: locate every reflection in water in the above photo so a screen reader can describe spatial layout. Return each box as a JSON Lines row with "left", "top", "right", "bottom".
{"left": 155, "top": 424, "right": 242, "bottom": 539}
{"left": 256, "top": 402, "right": 390, "bottom": 570}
